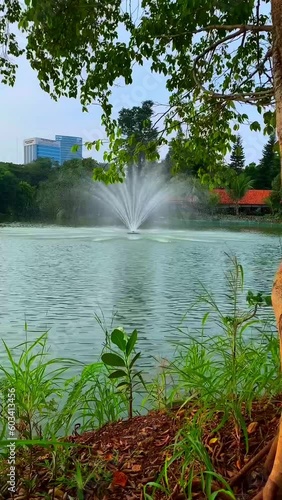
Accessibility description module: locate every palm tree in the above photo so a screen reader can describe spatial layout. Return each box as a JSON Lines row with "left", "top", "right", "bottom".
{"left": 226, "top": 173, "right": 254, "bottom": 216}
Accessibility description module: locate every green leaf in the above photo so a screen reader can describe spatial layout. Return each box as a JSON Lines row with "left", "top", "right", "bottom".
{"left": 111, "top": 329, "right": 127, "bottom": 352}
{"left": 202, "top": 312, "right": 210, "bottom": 327}
{"left": 101, "top": 353, "right": 125, "bottom": 367}
{"left": 263, "top": 295, "right": 272, "bottom": 307}
{"left": 126, "top": 329, "right": 138, "bottom": 356}
{"left": 250, "top": 121, "right": 261, "bottom": 132}
{"left": 116, "top": 381, "right": 130, "bottom": 389}
{"left": 95, "top": 140, "right": 101, "bottom": 151}
{"left": 129, "top": 351, "right": 141, "bottom": 369}
{"left": 108, "top": 369, "right": 127, "bottom": 379}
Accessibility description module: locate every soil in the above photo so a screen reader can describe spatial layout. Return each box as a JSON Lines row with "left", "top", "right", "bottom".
{"left": 3, "top": 396, "right": 282, "bottom": 500}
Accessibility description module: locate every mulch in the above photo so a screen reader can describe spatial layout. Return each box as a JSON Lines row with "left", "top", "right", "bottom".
{"left": 3, "top": 396, "right": 282, "bottom": 500}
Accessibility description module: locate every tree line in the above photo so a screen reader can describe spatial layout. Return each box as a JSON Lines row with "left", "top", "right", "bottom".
{"left": 1, "top": 100, "right": 281, "bottom": 222}
{"left": 0, "top": 157, "right": 100, "bottom": 222}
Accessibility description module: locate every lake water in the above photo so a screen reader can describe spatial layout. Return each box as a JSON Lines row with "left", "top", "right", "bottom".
{"left": 0, "top": 223, "right": 281, "bottom": 371}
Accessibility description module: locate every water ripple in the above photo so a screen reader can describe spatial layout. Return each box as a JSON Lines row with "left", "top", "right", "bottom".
{"left": 0, "top": 225, "right": 280, "bottom": 367}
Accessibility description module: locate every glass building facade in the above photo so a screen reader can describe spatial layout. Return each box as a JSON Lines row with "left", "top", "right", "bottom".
{"left": 55, "top": 135, "right": 83, "bottom": 164}
{"left": 24, "top": 135, "right": 83, "bottom": 165}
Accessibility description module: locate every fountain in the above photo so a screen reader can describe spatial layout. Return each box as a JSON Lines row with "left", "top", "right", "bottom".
{"left": 95, "top": 167, "right": 170, "bottom": 232}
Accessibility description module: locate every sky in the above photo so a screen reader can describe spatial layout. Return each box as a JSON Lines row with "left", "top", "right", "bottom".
{"left": 0, "top": 47, "right": 268, "bottom": 166}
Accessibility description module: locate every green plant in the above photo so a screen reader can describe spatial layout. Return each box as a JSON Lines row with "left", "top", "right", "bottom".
{"left": 55, "top": 361, "right": 127, "bottom": 434}
{"left": 226, "top": 173, "right": 254, "bottom": 216}
{"left": 145, "top": 255, "right": 280, "bottom": 498}
{"left": 101, "top": 328, "right": 145, "bottom": 418}
{"left": 0, "top": 331, "right": 80, "bottom": 440}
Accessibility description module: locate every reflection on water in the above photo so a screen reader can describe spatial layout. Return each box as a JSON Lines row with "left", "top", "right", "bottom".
{"left": 0, "top": 223, "right": 281, "bottom": 369}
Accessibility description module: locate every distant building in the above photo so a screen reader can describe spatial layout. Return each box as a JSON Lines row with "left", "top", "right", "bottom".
{"left": 23, "top": 135, "right": 83, "bottom": 165}
{"left": 213, "top": 189, "right": 271, "bottom": 211}
{"left": 55, "top": 135, "right": 83, "bottom": 164}
{"left": 24, "top": 137, "right": 60, "bottom": 165}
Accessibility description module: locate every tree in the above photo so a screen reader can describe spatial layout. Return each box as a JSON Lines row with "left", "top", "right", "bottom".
{"left": 226, "top": 173, "right": 254, "bottom": 216}
{"left": 2, "top": 0, "right": 282, "bottom": 495}
{"left": 254, "top": 134, "right": 280, "bottom": 189}
{"left": 229, "top": 135, "right": 245, "bottom": 173}
{"left": 0, "top": 168, "right": 18, "bottom": 215}
{"left": 245, "top": 161, "right": 259, "bottom": 181}
{"left": 37, "top": 159, "right": 99, "bottom": 222}
{"left": 2, "top": 1, "right": 280, "bottom": 185}
{"left": 118, "top": 100, "right": 158, "bottom": 170}
{"left": 266, "top": 174, "right": 282, "bottom": 213}
{"left": 15, "top": 181, "right": 37, "bottom": 218}
{"left": 165, "top": 128, "right": 225, "bottom": 179}
{"left": 8, "top": 158, "right": 54, "bottom": 187}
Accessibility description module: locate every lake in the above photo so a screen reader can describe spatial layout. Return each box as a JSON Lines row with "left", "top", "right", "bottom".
{"left": 0, "top": 223, "right": 281, "bottom": 371}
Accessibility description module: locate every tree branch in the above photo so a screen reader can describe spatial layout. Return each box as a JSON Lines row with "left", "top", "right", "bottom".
{"left": 191, "top": 28, "right": 274, "bottom": 103}
{"left": 158, "top": 24, "right": 273, "bottom": 41}
{"left": 197, "top": 24, "right": 273, "bottom": 33}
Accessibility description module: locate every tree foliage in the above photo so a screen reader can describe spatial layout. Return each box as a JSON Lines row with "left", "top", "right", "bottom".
{"left": 254, "top": 134, "right": 280, "bottom": 188}
{"left": 117, "top": 100, "right": 158, "bottom": 170}
{"left": 229, "top": 135, "right": 245, "bottom": 173}
{"left": 0, "top": 158, "right": 100, "bottom": 222}
{"left": 165, "top": 128, "right": 225, "bottom": 179}
{"left": 0, "top": 0, "right": 279, "bottom": 185}
{"left": 226, "top": 173, "right": 254, "bottom": 215}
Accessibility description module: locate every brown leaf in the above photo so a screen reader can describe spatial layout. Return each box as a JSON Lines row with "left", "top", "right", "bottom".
{"left": 48, "top": 488, "right": 64, "bottom": 499}
{"left": 155, "top": 435, "right": 170, "bottom": 446}
{"left": 226, "top": 470, "right": 235, "bottom": 478}
{"left": 236, "top": 459, "right": 241, "bottom": 470}
{"left": 132, "top": 464, "right": 142, "bottom": 472}
{"left": 112, "top": 471, "right": 128, "bottom": 487}
{"left": 247, "top": 421, "right": 258, "bottom": 434}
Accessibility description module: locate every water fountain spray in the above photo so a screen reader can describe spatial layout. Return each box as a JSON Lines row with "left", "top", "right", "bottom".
{"left": 95, "top": 167, "right": 170, "bottom": 232}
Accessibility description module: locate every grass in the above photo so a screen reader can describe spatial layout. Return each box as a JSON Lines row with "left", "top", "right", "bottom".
{"left": 0, "top": 255, "right": 280, "bottom": 498}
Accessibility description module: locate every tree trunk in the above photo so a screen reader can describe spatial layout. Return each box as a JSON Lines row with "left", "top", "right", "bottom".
{"left": 260, "top": 5, "right": 282, "bottom": 495}
{"left": 272, "top": 0, "right": 282, "bottom": 186}
{"left": 262, "top": 261, "right": 282, "bottom": 498}
{"left": 260, "top": 27, "right": 282, "bottom": 475}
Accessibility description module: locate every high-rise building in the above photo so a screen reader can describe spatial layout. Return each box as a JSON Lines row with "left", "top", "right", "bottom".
{"left": 23, "top": 135, "right": 83, "bottom": 165}
{"left": 55, "top": 135, "right": 83, "bottom": 165}
{"left": 24, "top": 137, "right": 60, "bottom": 165}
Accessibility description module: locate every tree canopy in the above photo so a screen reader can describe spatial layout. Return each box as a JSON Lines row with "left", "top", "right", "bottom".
{"left": 229, "top": 135, "right": 245, "bottom": 173}
{"left": 1, "top": 0, "right": 280, "bottom": 184}
{"left": 117, "top": 100, "right": 158, "bottom": 170}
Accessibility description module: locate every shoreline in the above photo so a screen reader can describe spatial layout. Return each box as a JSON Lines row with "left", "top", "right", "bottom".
{"left": 1, "top": 214, "right": 282, "bottom": 227}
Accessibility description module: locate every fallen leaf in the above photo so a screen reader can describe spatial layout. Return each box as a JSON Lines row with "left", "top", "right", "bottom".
{"left": 105, "top": 453, "right": 113, "bottom": 461}
{"left": 48, "top": 488, "right": 64, "bottom": 499}
{"left": 38, "top": 454, "right": 50, "bottom": 461}
{"left": 247, "top": 421, "right": 258, "bottom": 434}
{"left": 226, "top": 470, "right": 235, "bottom": 478}
{"left": 209, "top": 437, "right": 218, "bottom": 445}
{"left": 155, "top": 435, "right": 170, "bottom": 446}
{"left": 236, "top": 459, "right": 241, "bottom": 470}
{"left": 112, "top": 471, "right": 128, "bottom": 487}
{"left": 132, "top": 464, "right": 142, "bottom": 472}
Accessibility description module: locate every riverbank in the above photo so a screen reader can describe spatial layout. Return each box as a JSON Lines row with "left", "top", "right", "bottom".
{"left": 1, "top": 211, "right": 282, "bottom": 228}
{"left": 1, "top": 396, "right": 280, "bottom": 499}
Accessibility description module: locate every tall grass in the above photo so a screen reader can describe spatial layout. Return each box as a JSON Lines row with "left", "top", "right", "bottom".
{"left": 0, "top": 328, "right": 127, "bottom": 442}
{"left": 144, "top": 255, "right": 281, "bottom": 498}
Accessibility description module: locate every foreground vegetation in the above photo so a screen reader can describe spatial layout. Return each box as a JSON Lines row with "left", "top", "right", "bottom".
{"left": 0, "top": 258, "right": 280, "bottom": 499}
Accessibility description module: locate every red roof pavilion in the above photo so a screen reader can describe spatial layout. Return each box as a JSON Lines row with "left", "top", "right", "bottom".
{"left": 213, "top": 189, "right": 271, "bottom": 206}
